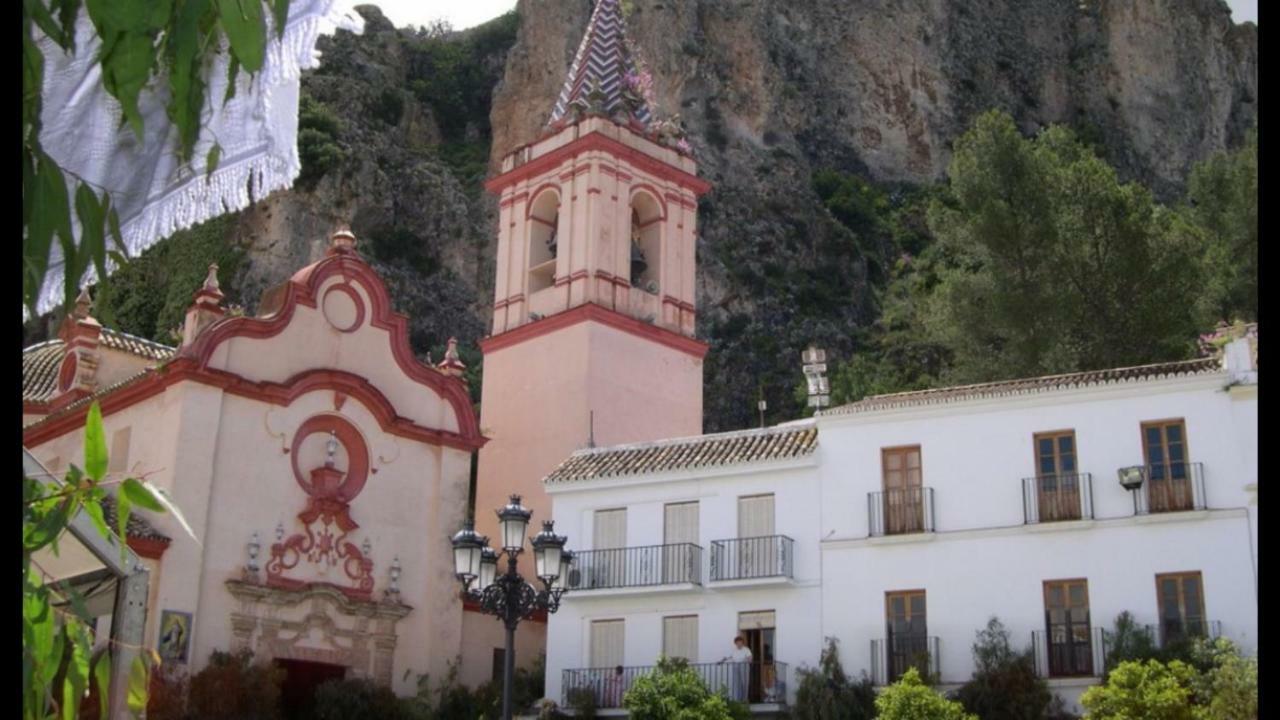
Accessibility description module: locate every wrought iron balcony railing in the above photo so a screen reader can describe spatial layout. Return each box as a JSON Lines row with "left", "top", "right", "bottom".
{"left": 1033, "top": 626, "right": 1105, "bottom": 678}
{"left": 710, "top": 535, "right": 795, "bottom": 581}
{"left": 564, "top": 543, "right": 702, "bottom": 591}
{"left": 868, "top": 487, "right": 936, "bottom": 536}
{"left": 563, "top": 661, "right": 789, "bottom": 708}
{"left": 1130, "top": 462, "right": 1207, "bottom": 515}
{"left": 871, "top": 635, "right": 939, "bottom": 685}
{"left": 1023, "top": 473, "right": 1094, "bottom": 524}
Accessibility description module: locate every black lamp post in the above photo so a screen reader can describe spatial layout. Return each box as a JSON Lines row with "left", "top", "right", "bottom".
{"left": 452, "top": 495, "right": 572, "bottom": 720}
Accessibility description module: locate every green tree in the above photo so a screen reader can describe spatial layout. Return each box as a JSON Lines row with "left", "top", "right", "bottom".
{"left": 875, "top": 667, "right": 977, "bottom": 720}
{"left": 791, "top": 637, "right": 876, "bottom": 720}
{"left": 1187, "top": 638, "right": 1258, "bottom": 720}
{"left": 924, "top": 110, "right": 1207, "bottom": 383}
{"left": 953, "top": 617, "right": 1052, "bottom": 720}
{"left": 622, "top": 656, "right": 736, "bottom": 720}
{"left": 1080, "top": 659, "right": 1197, "bottom": 720}
{"left": 1184, "top": 129, "right": 1257, "bottom": 323}
{"left": 1101, "top": 611, "right": 1162, "bottom": 676}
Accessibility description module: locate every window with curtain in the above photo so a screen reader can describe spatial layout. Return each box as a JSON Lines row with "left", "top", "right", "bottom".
{"left": 590, "top": 619, "right": 625, "bottom": 668}
{"left": 663, "top": 615, "right": 698, "bottom": 662}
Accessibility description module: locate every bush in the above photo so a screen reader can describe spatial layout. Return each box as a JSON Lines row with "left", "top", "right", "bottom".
{"left": 185, "top": 650, "right": 284, "bottom": 720}
{"left": 622, "top": 656, "right": 736, "bottom": 720}
{"left": 791, "top": 637, "right": 876, "bottom": 720}
{"left": 312, "top": 677, "right": 412, "bottom": 720}
{"left": 876, "top": 667, "right": 977, "bottom": 720}
{"left": 1080, "top": 660, "right": 1197, "bottom": 720}
{"left": 952, "top": 617, "right": 1051, "bottom": 720}
{"left": 565, "top": 686, "right": 598, "bottom": 719}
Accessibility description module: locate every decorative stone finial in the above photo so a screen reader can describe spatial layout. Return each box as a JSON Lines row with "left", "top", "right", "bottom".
{"left": 203, "top": 263, "right": 221, "bottom": 293}
{"left": 331, "top": 226, "right": 357, "bottom": 254}
{"left": 437, "top": 337, "right": 466, "bottom": 378}
{"left": 73, "top": 287, "right": 93, "bottom": 319}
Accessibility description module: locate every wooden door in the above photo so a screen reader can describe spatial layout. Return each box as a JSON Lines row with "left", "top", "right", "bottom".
{"left": 1044, "top": 579, "right": 1092, "bottom": 677}
{"left": 882, "top": 447, "right": 923, "bottom": 534}
{"left": 1035, "top": 431, "right": 1080, "bottom": 521}
{"left": 739, "top": 611, "right": 776, "bottom": 704}
{"left": 1143, "top": 420, "right": 1192, "bottom": 512}
{"left": 885, "top": 591, "right": 928, "bottom": 681}
{"left": 1156, "top": 572, "right": 1207, "bottom": 644}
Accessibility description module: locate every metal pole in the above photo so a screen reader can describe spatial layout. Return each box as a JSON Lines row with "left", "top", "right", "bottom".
{"left": 503, "top": 554, "right": 518, "bottom": 720}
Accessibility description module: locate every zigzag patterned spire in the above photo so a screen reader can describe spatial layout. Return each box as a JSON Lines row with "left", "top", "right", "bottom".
{"left": 547, "top": 0, "right": 654, "bottom": 129}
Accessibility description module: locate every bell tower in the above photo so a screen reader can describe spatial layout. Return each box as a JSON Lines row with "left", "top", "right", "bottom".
{"left": 474, "top": 0, "right": 708, "bottom": 577}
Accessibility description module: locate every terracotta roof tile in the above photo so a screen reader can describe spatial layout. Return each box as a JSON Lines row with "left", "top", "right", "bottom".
{"left": 823, "top": 357, "right": 1224, "bottom": 416}
{"left": 22, "top": 330, "right": 175, "bottom": 403}
{"left": 545, "top": 423, "right": 818, "bottom": 484}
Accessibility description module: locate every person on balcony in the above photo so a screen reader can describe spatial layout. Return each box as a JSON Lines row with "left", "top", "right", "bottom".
{"left": 603, "top": 665, "right": 625, "bottom": 707}
{"left": 719, "top": 636, "right": 753, "bottom": 702}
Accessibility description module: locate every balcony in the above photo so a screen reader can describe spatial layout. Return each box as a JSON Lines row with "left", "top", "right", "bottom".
{"left": 1130, "top": 462, "right": 1207, "bottom": 515}
{"left": 1113, "top": 619, "right": 1222, "bottom": 650}
{"left": 565, "top": 543, "right": 702, "bottom": 593}
{"left": 1022, "top": 473, "right": 1095, "bottom": 524}
{"left": 871, "top": 636, "right": 940, "bottom": 685}
{"left": 1033, "top": 627, "right": 1105, "bottom": 679}
{"left": 868, "top": 487, "right": 936, "bottom": 537}
{"left": 563, "top": 661, "right": 789, "bottom": 709}
{"left": 710, "top": 536, "right": 795, "bottom": 584}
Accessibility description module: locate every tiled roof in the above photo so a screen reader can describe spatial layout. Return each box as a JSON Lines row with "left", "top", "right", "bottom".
{"left": 824, "top": 357, "right": 1224, "bottom": 416}
{"left": 547, "top": 0, "right": 653, "bottom": 129}
{"left": 22, "top": 330, "right": 175, "bottom": 403}
{"left": 545, "top": 424, "right": 818, "bottom": 484}
{"left": 100, "top": 494, "right": 170, "bottom": 542}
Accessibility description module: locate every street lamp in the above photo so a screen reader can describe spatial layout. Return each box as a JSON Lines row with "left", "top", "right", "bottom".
{"left": 452, "top": 495, "right": 572, "bottom": 720}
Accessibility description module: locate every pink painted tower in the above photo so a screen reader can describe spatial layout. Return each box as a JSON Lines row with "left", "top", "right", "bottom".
{"left": 462, "top": 0, "right": 711, "bottom": 679}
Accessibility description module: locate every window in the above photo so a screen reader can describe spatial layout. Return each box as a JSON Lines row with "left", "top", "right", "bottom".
{"left": 663, "top": 502, "right": 698, "bottom": 584}
{"left": 491, "top": 648, "right": 505, "bottom": 683}
{"left": 881, "top": 447, "right": 924, "bottom": 534}
{"left": 527, "top": 191, "right": 560, "bottom": 294}
{"left": 1143, "top": 420, "right": 1193, "bottom": 512}
{"left": 885, "top": 591, "right": 928, "bottom": 682}
{"left": 1156, "top": 572, "right": 1207, "bottom": 644}
{"left": 1044, "top": 579, "right": 1093, "bottom": 677}
{"left": 589, "top": 509, "right": 627, "bottom": 588}
{"left": 1034, "top": 431, "right": 1080, "bottom": 521}
{"left": 663, "top": 615, "right": 698, "bottom": 662}
{"left": 590, "top": 619, "right": 625, "bottom": 668}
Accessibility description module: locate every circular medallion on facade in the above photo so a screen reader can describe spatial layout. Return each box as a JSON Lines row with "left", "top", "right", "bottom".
{"left": 290, "top": 415, "right": 370, "bottom": 502}
{"left": 321, "top": 284, "right": 365, "bottom": 333}
{"left": 57, "top": 353, "right": 78, "bottom": 392}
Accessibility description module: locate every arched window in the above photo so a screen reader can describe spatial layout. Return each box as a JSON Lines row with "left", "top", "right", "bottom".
{"left": 528, "top": 190, "right": 560, "bottom": 293}
{"left": 629, "top": 192, "right": 662, "bottom": 293}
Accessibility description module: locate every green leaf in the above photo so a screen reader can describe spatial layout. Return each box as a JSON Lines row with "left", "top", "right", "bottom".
{"left": 84, "top": 402, "right": 109, "bottom": 482}
{"left": 82, "top": 498, "right": 111, "bottom": 544}
{"left": 99, "top": 31, "right": 157, "bottom": 139}
{"left": 206, "top": 142, "right": 222, "bottom": 179}
{"left": 108, "top": 207, "right": 126, "bottom": 255}
{"left": 218, "top": 0, "right": 266, "bottom": 73}
{"left": 121, "top": 478, "right": 164, "bottom": 512}
{"left": 75, "top": 183, "right": 108, "bottom": 287}
{"left": 224, "top": 54, "right": 241, "bottom": 105}
{"left": 62, "top": 623, "right": 90, "bottom": 720}
{"left": 92, "top": 650, "right": 112, "bottom": 720}
{"left": 272, "top": 0, "right": 290, "bottom": 38}
{"left": 26, "top": 153, "right": 73, "bottom": 313}
{"left": 25, "top": 0, "right": 68, "bottom": 49}
{"left": 127, "top": 654, "right": 149, "bottom": 717}
{"left": 54, "top": 0, "right": 83, "bottom": 53}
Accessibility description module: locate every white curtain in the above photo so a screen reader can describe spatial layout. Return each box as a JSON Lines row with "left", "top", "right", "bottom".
{"left": 664, "top": 502, "right": 699, "bottom": 544}
{"left": 590, "top": 619, "right": 625, "bottom": 668}
{"left": 663, "top": 615, "right": 698, "bottom": 661}
{"left": 738, "top": 495, "right": 775, "bottom": 538}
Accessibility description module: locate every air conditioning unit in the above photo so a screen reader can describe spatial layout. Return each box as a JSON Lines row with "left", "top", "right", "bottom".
{"left": 1117, "top": 466, "right": 1146, "bottom": 491}
{"left": 568, "top": 568, "right": 583, "bottom": 588}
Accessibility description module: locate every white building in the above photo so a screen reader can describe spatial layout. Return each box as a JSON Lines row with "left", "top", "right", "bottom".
{"left": 542, "top": 338, "right": 1258, "bottom": 714}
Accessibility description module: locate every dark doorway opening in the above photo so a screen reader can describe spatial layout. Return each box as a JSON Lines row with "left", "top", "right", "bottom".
{"left": 276, "top": 659, "right": 347, "bottom": 720}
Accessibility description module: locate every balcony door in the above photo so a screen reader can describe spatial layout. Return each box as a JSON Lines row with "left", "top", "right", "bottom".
{"left": 1044, "top": 579, "right": 1092, "bottom": 677}
{"left": 593, "top": 509, "right": 627, "bottom": 588}
{"left": 663, "top": 502, "right": 699, "bottom": 584}
{"left": 885, "top": 590, "right": 927, "bottom": 682}
{"left": 589, "top": 619, "right": 626, "bottom": 706}
{"left": 1156, "top": 572, "right": 1207, "bottom": 644}
{"left": 739, "top": 610, "right": 777, "bottom": 704}
{"left": 1034, "top": 431, "right": 1080, "bottom": 521}
{"left": 738, "top": 494, "right": 776, "bottom": 577}
{"left": 1143, "top": 420, "right": 1192, "bottom": 512}
{"left": 882, "top": 447, "right": 923, "bottom": 534}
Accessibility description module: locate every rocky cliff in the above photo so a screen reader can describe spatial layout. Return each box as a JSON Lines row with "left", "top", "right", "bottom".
{"left": 39, "top": 1, "right": 1256, "bottom": 433}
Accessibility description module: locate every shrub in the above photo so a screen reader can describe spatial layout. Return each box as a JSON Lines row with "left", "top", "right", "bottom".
{"left": 312, "top": 677, "right": 411, "bottom": 720}
{"left": 1188, "top": 638, "right": 1258, "bottom": 720}
{"left": 953, "top": 617, "right": 1051, "bottom": 720}
{"left": 791, "top": 637, "right": 876, "bottom": 720}
{"left": 185, "top": 650, "right": 284, "bottom": 720}
{"left": 565, "top": 686, "right": 598, "bottom": 719}
{"left": 1080, "top": 659, "right": 1197, "bottom": 720}
{"left": 622, "top": 656, "right": 735, "bottom": 720}
{"left": 876, "top": 667, "right": 977, "bottom": 720}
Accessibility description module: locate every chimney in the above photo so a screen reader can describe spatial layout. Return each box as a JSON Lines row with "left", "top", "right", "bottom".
{"left": 181, "top": 264, "right": 226, "bottom": 348}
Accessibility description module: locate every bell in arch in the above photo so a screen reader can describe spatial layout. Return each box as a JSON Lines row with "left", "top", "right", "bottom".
{"left": 630, "top": 209, "right": 648, "bottom": 284}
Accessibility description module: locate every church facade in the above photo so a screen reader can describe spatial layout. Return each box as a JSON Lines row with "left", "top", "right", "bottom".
{"left": 23, "top": 231, "right": 483, "bottom": 697}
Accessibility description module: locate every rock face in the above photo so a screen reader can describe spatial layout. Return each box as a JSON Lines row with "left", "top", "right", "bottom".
{"left": 488, "top": 0, "right": 1255, "bottom": 431}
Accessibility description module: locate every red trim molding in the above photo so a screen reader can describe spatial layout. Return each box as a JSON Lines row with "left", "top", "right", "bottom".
{"left": 478, "top": 303, "right": 709, "bottom": 359}
{"left": 127, "top": 536, "right": 170, "bottom": 559}
{"left": 485, "top": 132, "right": 712, "bottom": 197}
